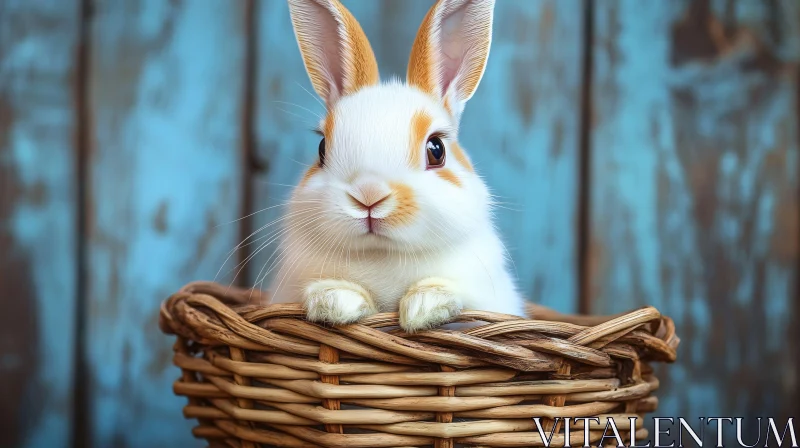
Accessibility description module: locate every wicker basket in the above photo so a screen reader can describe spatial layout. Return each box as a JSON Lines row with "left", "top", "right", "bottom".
{"left": 159, "top": 281, "right": 679, "bottom": 448}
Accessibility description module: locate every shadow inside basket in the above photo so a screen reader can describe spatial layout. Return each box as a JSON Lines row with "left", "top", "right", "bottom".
{"left": 159, "top": 281, "right": 680, "bottom": 448}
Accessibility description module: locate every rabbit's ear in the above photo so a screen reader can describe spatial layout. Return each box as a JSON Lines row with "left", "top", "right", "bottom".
{"left": 407, "top": 0, "right": 494, "bottom": 119}
{"left": 288, "top": 0, "right": 379, "bottom": 106}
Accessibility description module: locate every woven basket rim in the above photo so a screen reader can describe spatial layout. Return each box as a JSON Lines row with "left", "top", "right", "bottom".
{"left": 159, "top": 281, "right": 680, "bottom": 371}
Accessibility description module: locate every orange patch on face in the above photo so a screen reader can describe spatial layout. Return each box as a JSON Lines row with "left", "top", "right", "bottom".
{"left": 299, "top": 164, "right": 321, "bottom": 187}
{"left": 450, "top": 141, "right": 474, "bottom": 172}
{"left": 385, "top": 182, "right": 419, "bottom": 226}
{"left": 338, "top": 2, "right": 379, "bottom": 96}
{"left": 407, "top": 5, "right": 437, "bottom": 96}
{"left": 409, "top": 110, "right": 433, "bottom": 168}
{"left": 324, "top": 110, "right": 335, "bottom": 139}
{"left": 436, "top": 168, "right": 461, "bottom": 187}
{"left": 443, "top": 96, "right": 452, "bottom": 116}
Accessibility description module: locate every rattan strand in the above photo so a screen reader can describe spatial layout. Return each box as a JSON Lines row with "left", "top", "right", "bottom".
{"left": 159, "top": 281, "right": 679, "bottom": 448}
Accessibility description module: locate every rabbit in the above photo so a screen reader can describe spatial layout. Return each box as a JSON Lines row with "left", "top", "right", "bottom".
{"left": 266, "top": 0, "right": 526, "bottom": 332}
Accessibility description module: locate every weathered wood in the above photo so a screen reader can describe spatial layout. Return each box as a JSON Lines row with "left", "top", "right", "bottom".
{"left": 0, "top": 2, "right": 80, "bottom": 447}
{"left": 249, "top": 0, "right": 584, "bottom": 314}
{"left": 589, "top": 0, "right": 800, "bottom": 440}
{"left": 461, "top": 0, "right": 583, "bottom": 312}
{"left": 85, "top": 1, "right": 247, "bottom": 446}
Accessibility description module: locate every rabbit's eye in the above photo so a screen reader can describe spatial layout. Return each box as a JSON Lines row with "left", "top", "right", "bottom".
{"left": 318, "top": 138, "right": 326, "bottom": 166}
{"left": 426, "top": 136, "right": 445, "bottom": 169}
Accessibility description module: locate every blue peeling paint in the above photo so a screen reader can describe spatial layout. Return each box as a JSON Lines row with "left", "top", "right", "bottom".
{"left": 86, "top": 1, "right": 245, "bottom": 447}
{"left": 591, "top": 0, "right": 799, "bottom": 441}
{"left": 1, "top": 1, "right": 80, "bottom": 447}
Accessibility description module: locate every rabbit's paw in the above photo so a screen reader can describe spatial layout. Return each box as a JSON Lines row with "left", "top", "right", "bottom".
{"left": 303, "top": 279, "right": 377, "bottom": 325}
{"left": 399, "top": 277, "right": 462, "bottom": 332}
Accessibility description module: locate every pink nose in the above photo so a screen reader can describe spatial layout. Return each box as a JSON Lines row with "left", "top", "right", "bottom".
{"left": 348, "top": 181, "right": 392, "bottom": 211}
{"left": 347, "top": 191, "right": 390, "bottom": 211}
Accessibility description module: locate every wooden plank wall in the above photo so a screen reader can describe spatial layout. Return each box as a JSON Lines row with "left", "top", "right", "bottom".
{"left": 0, "top": 2, "right": 80, "bottom": 447}
{"left": 0, "top": 0, "right": 797, "bottom": 447}
{"left": 589, "top": 1, "right": 800, "bottom": 441}
{"left": 84, "top": 1, "right": 247, "bottom": 447}
{"left": 459, "top": 0, "right": 584, "bottom": 312}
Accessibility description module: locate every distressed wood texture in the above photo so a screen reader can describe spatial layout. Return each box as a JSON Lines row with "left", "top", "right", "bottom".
{"left": 248, "top": 0, "right": 584, "bottom": 314}
{"left": 85, "top": 1, "right": 246, "bottom": 446}
{"left": 462, "top": 0, "right": 583, "bottom": 312}
{"left": 0, "top": 2, "right": 80, "bottom": 447}
{"left": 589, "top": 0, "right": 800, "bottom": 434}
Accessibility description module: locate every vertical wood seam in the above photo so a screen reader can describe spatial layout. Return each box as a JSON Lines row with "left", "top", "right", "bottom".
{"left": 795, "top": 60, "right": 800, "bottom": 422}
{"left": 238, "top": 0, "right": 257, "bottom": 288}
{"left": 71, "top": 0, "right": 92, "bottom": 446}
{"left": 577, "top": 0, "right": 595, "bottom": 315}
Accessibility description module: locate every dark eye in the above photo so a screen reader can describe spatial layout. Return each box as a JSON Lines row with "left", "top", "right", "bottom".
{"left": 426, "top": 136, "right": 445, "bottom": 168}
{"left": 318, "top": 138, "right": 326, "bottom": 166}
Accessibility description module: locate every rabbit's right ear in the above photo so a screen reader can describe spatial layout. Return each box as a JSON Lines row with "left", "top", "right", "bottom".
{"left": 407, "top": 0, "right": 495, "bottom": 120}
{"left": 287, "top": 0, "right": 379, "bottom": 107}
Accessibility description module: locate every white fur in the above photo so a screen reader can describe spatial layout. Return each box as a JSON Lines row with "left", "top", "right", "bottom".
{"left": 303, "top": 278, "right": 377, "bottom": 323}
{"left": 269, "top": 0, "right": 525, "bottom": 331}
{"left": 400, "top": 277, "right": 463, "bottom": 332}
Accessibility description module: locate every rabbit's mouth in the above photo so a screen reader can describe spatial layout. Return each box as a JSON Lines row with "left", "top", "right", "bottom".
{"left": 366, "top": 216, "right": 377, "bottom": 234}
{"left": 363, "top": 216, "right": 387, "bottom": 238}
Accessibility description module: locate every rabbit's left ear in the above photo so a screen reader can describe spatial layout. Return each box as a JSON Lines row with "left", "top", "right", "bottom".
{"left": 288, "top": 0, "right": 379, "bottom": 107}
{"left": 407, "top": 0, "right": 495, "bottom": 120}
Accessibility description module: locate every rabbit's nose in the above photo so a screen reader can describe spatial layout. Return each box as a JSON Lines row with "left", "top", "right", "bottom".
{"left": 347, "top": 181, "right": 392, "bottom": 211}
{"left": 347, "top": 191, "right": 391, "bottom": 211}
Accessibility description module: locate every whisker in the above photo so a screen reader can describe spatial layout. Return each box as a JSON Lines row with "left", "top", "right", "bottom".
{"left": 276, "top": 107, "right": 318, "bottom": 127}
{"left": 295, "top": 81, "right": 326, "bottom": 110}
{"left": 226, "top": 215, "right": 314, "bottom": 286}
{"left": 254, "top": 209, "right": 328, "bottom": 289}
{"left": 265, "top": 218, "right": 330, "bottom": 298}
{"left": 273, "top": 100, "right": 323, "bottom": 121}
{"left": 257, "top": 181, "right": 304, "bottom": 189}
{"left": 217, "top": 206, "right": 316, "bottom": 265}
{"left": 215, "top": 200, "right": 294, "bottom": 228}
{"left": 289, "top": 157, "right": 313, "bottom": 168}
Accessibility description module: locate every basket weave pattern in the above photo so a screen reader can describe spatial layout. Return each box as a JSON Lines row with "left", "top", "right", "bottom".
{"left": 159, "top": 282, "right": 679, "bottom": 448}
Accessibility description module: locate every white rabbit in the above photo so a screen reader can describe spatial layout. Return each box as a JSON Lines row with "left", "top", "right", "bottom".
{"left": 267, "top": 0, "right": 526, "bottom": 332}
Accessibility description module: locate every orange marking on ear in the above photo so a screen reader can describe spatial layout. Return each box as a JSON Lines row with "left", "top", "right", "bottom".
{"left": 337, "top": 1, "right": 379, "bottom": 96}
{"left": 455, "top": 14, "right": 492, "bottom": 100}
{"left": 450, "top": 141, "right": 474, "bottom": 172}
{"left": 407, "top": 4, "right": 437, "bottom": 96}
{"left": 436, "top": 168, "right": 462, "bottom": 187}
{"left": 300, "top": 164, "right": 321, "bottom": 187}
{"left": 443, "top": 96, "right": 452, "bottom": 115}
{"left": 289, "top": 0, "right": 378, "bottom": 103}
{"left": 458, "top": 33, "right": 491, "bottom": 99}
{"left": 385, "top": 182, "right": 419, "bottom": 226}
{"left": 409, "top": 110, "right": 433, "bottom": 168}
